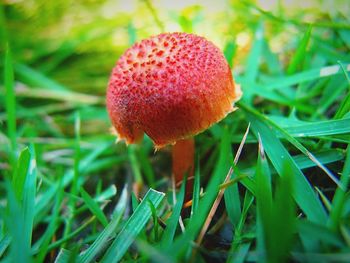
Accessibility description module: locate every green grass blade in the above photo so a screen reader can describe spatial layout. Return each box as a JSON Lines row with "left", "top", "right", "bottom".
{"left": 240, "top": 101, "right": 341, "bottom": 191}
{"left": 268, "top": 163, "right": 296, "bottom": 263}
{"left": 80, "top": 187, "right": 109, "bottom": 227}
{"left": 245, "top": 111, "right": 327, "bottom": 223}
{"left": 135, "top": 239, "right": 174, "bottom": 263}
{"left": 79, "top": 186, "right": 128, "bottom": 263}
{"left": 316, "top": 77, "right": 347, "bottom": 116}
{"left": 166, "top": 128, "right": 231, "bottom": 260}
{"left": 223, "top": 169, "right": 241, "bottom": 226}
{"left": 22, "top": 144, "right": 37, "bottom": 253}
{"left": 128, "top": 145, "right": 143, "bottom": 186}
{"left": 137, "top": 146, "right": 156, "bottom": 187}
{"left": 255, "top": 136, "right": 272, "bottom": 259}
{"left": 297, "top": 220, "right": 344, "bottom": 247}
{"left": 62, "top": 111, "right": 81, "bottom": 246}
{"left": 293, "top": 149, "right": 344, "bottom": 169}
{"left": 148, "top": 199, "right": 160, "bottom": 242}
{"left": 34, "top": 143, "right": 111, "bottom": 223}
{"left": 14, "top": 63, "right": 68, "bottom": 92}
{"left": 190, "top": 157, "right": 200, "bottom": 217}
{"left": 4, "top": 44, "right": 16, "bottom": 158}
{"left": 0, "top": 234, "right": 11, "bottom": 258}
{"left": 15, "top": 86, "right": 103, "bottom": 105}
{"left": 101, "top": 188, "right": 165, "bottom": 263}
{"left": 287, "top": 26, "right": 312, "bottom": 75}
{"left": 243, "top": 22, "right": 264, "bottom": 102}
{"left": 234, "top": 191, "right": 254, "bottom": 242}
{"left": 5, "top": 185, "right": 32, "bottom": 263}
{"left": 228, "top": 242, "right": 251, "bottom": 263}
{"left": 329, "top": 146, "right": 350, "bottom": 231}
{"left": 282, "top": 118, "right": 350, "bottom": 137}
{"left": 161, "top": 178, "right": 186, "bottom": 248}
{"left": 258, "top": 63, "right": 350, "bottom": 91}
{"left": 334, "top": 61, "right": 350, "bottom": 119}
{"left": 11, "top": 147, "right": 30, "bottom": 201}
{"left": 34, "top": 178, "right": 64, "bottom": 262}
{"left": 224, "top": 39, "right": 236, "bottom": 68}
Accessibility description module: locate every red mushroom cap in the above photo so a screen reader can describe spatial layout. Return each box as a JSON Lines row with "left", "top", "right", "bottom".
{"left": 107, "top": 32, "right": 242, "bottom": 148}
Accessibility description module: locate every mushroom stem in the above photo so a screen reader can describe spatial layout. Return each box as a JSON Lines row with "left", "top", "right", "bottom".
{"left": 172, "top": 138, "right": 195, "bottom": 200}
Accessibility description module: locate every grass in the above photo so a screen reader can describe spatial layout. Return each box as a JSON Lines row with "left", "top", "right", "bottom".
{"left": 0, "top": 0, "right": 350, "bottom": 262}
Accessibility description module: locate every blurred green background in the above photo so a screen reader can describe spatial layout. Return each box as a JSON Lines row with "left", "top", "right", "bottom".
{"left": 1, "top": 0, "right": 349, "bottom": 139}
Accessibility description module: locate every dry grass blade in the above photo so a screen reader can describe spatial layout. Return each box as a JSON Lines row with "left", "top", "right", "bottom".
{"left": 195, "top": 123, "right": 250, "bottom": 246}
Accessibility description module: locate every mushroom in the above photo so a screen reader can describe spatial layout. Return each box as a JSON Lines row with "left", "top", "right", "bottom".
{"left": 106, "top": 32, "right": 242, "bottom": 197}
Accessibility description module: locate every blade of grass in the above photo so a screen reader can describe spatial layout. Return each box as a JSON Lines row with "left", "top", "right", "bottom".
{"left": 298, "top": 220, "right": 344, "bottom": 247}
{"left": 135, "top": 239, "right": 174, "bottom": 263}
{"left": 196, "top": 124, "right": 248, "bottom": 246}
{"left": 79, "top": 186, "right": 128, "bottom": 263}
{"left": 293, "top": 149, "right": 344, "bottom": 169}
{"left": 14, "top": 63, "right": 68, "bottom": 92}
{"left": 128, "top": 145, "right": 143, "bottom": 187}
{"left": 240, "top": 101, "right": 341, "bottom": 190}
{"left": 224, "top": 39, "right": 236, "bottom": 68}
{"left": 161, "top": 177, "right": 186, "bottom": 248}
{"left": 256, "top": 137, "right": 296, "bottom": 263}
{"left": 5, "top": 182, "right": 32, "bottom": 262}
{"left": 12, "top": 147, "right": 30, "bottom": 201}
{"left": 228, "top": 242, "right": 251, "bottom": 263}
{"left": 22, "top": 144, "right": 37, "bottom": 253}
{"left": 34, "top": 142, "right": 111, "bottom": 222}
{"left": 334, "top": 61, "right": 350, "bottom": 119}
{"left": 0, "top": 234, "right": 11, "bottom": 258}
{"left": 268, "top": 162, "right": 296, "bottom": 263}
{"left": 224, "top": 124, "right": 250, "bottom": 226}
{"left": 148, "top": 199, "right": 160, "bottom": 242}
{"left": 35, "top": 177, "right": 65, "bottom": 262}
{"left": 190, "top": 157, "right": 200, "bottom": 217}
{"left": 292, "top": 252, "right": 350, "bottom": 262}
{"left": 48, "top": 217, "right": 95, "bottom": 251}
{"left": 4, "top": 44, "right": 16, "bottom": 161}
{"left": 256, "top": 63, "right": 350, "bottom": 91}
{"left": 137, "top": 146, "right": 156, "bottom": 188}
{"left": 166, "top": 128, "right": 231, "bottom": 260}
{"left": 255, "top": 135, "right": 272, "bottom": 260}
{"left": 101, "top": 188, "right": 165, "bottom": 263}
{"left": 80, "top": 187, "right": 109, "bottom": 227}
{"left": 62, "top": 111, "right": 81, "bottom": 247}
{"left": 329, "top": 145, "right": 350, "bottom": 231}
{"left": 287, "top": 25, "right": 312, "bottom": 75}
{"left": 243, "top": 108, "right": 327, "bottom": 223}
{"left": 242, "top": 22, "right": 264, "bottom": 102}
{"left": 316, "top": 76, "right": 348, "bottom": 116}
{"left": 281, "top": 118, "right": 350, "bottom": 137}
{"left": 16, "top": 86, "right": 103, "bottom": 105}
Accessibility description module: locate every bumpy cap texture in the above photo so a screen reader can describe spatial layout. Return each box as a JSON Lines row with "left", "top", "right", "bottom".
{"left": 107, "top": 32, "right": 241, "bottom": 148}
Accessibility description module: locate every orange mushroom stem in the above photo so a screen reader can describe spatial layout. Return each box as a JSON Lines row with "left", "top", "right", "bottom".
{"left": 172, "top": 138, "right": 195, "bottom": 200}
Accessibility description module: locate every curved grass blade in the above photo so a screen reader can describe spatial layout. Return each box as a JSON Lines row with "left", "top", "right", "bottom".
{"left": 240, "top": 102, "right": 341, "bottom": 190}
{"left": 79, "top": 186, "right": 128, "bottom": 263}
{"left": 287, "top": 25, "right": 312, "bottom": 75}
{"left": 244, "top": 109, "right": 327, "bottom": 223}
{"left": 161, "top": 178, "right": 186, "bottom": 248}
{"left": 80, "top": 187, "right": 109, "bottom": 227}
{"left": 4, "top": 44, "right": 16, "bottom": 162}
{"left": 101, "top": 188, "right": 165, "bottom": 263}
